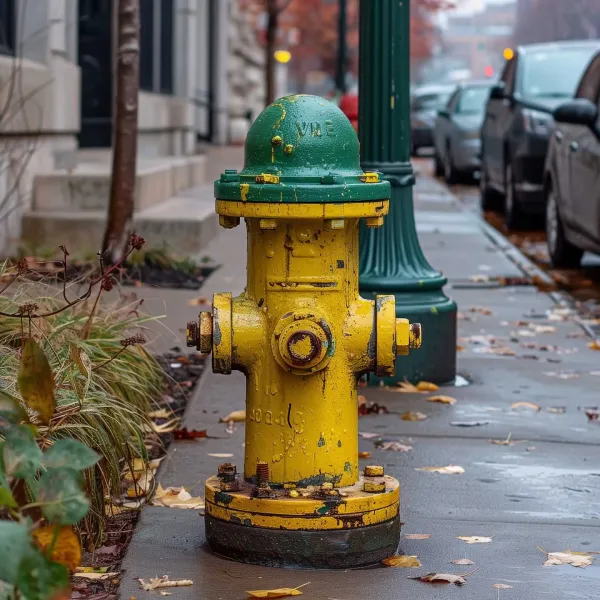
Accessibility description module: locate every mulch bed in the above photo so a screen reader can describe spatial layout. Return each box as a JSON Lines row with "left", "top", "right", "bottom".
{"left": 72, "top": 348, "right": 206, "bottom": 600}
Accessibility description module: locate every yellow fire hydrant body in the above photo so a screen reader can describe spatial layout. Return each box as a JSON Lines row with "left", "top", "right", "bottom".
{"left": 187, "top": 95, "right": 421, "bottom": 568}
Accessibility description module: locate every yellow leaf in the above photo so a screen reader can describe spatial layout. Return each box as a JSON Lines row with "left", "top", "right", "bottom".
{"left": 151, "top": 484, "right": 205, "bottom": 510}
{"left": 452, "top": 559, "right": 474, "bottom": 565}
{"left": 428, "top": 395, "right": 457, "bottom": 405}
{"left": 32, "top": 526, "right": 81, "bottom": 572}
{"left": 358, "top": 451, "right": 371, "bottom": 459}
{"left": 405, "top": 534, "right": 431, "bottom": 540}
{"left": 148, "top": 408, "right": 173, "bottom": 419}
{"left": 18, "top": 339, "right": 56, "bottom": 424}
{"left": 416, "top": 381, "right": 439, "bottom": 392}
{"left": 150, "top": 417, "right": 180, "bottom": 433}
{"left": 416, "top": 465, "right": 465, "bottom": 475}
{"left": 74, "top": 571, "right": 119, "bottom": 580}
{"left": 139, "top": 576, "right": 194, "bottom": 590}
{"left": 393, "top": 380, "right": 420, "bottom": 393}
{"left": 542, "top": 550, "right": 594, "bottom": 568}
{"left": 510, "top": 401, "right": 541, "bottom": 412}
{"left": 589, "top": 341, "right": 600, "bottom": 351}
{"left": 401, "top": 411, "right": 428, "bottom": 421}
{"left": 219, "top": 409, "right": 246, "bottom": 423}
{"left": 126, "top": 469, "right": 154, "bottom": 498}
{"left": 247, "top": 587, "right": 307, "bottom": 599}
{"left": 382, "top": 555, "right": 421, "bottom": 568}
{"left": 457, "top": 536, "right": 492, "bottom": 544}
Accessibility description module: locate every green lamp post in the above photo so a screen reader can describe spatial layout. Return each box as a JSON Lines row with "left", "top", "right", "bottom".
{"left": 358, "top": 0, "right": 457, "bottom": 384}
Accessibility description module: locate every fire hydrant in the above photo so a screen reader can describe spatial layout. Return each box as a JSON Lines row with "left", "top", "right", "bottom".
{"left": 187, "top": 95, "right": 422, "bottom": 569}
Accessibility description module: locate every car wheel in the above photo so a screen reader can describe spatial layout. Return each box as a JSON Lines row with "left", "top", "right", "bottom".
{"left": 444, "top": 144, "right": 457, "bottom": 184}
{"left": 434, "top": 151, "right": 444, "bottom": 177}
{"left": 545, "top": 184, "right": 583, "bottom": 268}
{"left": 504, "top": 163, "right": 524, "bottom": 229}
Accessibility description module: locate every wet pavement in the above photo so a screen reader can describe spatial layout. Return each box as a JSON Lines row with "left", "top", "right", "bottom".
{"left": 120, "top": 166, "right": 600, "bottom": 599}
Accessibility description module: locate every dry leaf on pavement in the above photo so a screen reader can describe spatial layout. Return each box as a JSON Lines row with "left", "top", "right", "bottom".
{"left": 510, "top": 401, "right": 541, "bottom": 412}
{"left": 585, "top": 409, "right": 599, "bottom": 422}
{"left": 359, "top": 432, "right": 379, "bottom": 439}
{"left": 151, "top": 484, "right": 205, "bottom": 510}
{"left": 428, "top": 395, "right": 457, "bottom": 405}
{"left": 150, "top": 418, "right": 181, "bottom": 433}
{"left": 401, "top": 411, "right": 428, "bottom": 421}
{"left": 358, "top": 451, "right": 371, "bottom": 459}
{"left": 405, "top": 534, "right": 431, "bottom": 540}
{"left": 148, "top": 408, "right": 173, "bottom": 419}
{"left": 588, "top": 341, "right": 600, "bottom": 351}
{"left": 174, "top": 428, "right": 208, "bottom": 440}
{"left": 416, "top": 465, "right": 465, "bottom": 475}
{"left": 126, "top": 469, "right": 154, "bottom": 498}
{"left": 382, "top": 555, "right": 421, "bottom": 568}
{"left": 416, "top": 381, "right": 439, "bottom": 392}
{"left": 393, "top": 380, "right": 421, "bottom": 393}
{"left": 452, "top": 559, "right": 474, "bottom": 565}
{"left": 247, "top": 582, "right": 310, "bottom": 598}
{"left": 544, "top": 371, "right": 579, "bottom": 380}
{"left": 468, "top": 306, "right": 493, "bottom": 316}
{"left": 378, "top": 441, "right": 413, "bottom": 452}
{"left": 220, "top": 410, "right": 246, "bottom": 423}
{"left": 457, "top": 536, "right": 492, "bottom": 544}
{"left": 74, "top": 569, "right": 119, "bottom": 580}
{"left": 493, "top": 583, "right": 512, "bottom": 589}
{"left": 409, "top": 572, "right": 466, "bottom": 585}
{"left": 188, "top": 296, "right": 210, "bottom": 306}
{"left": 489, "top": 433, "right": 515, "bottom": 446}
{"left": 138, "top": 576, "right": 194, "bottom": 590}
{"left": 547, "top": 406, "right": 566, "bottom": 414}
{"left": 529, "top": 324, "right": 556, "bottom": 334}
{"left": 208, "top": 453, "right": 234, "bottom": 458}
{"left": 541, "top": 550, "right": 595, "bottom": 568}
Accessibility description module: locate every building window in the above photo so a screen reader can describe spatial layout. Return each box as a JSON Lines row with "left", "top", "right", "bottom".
{"left": 140, "top": 0, "right": 174, "bottom": 94}
{"left": 0, "top": 0, "right": 15, "bottom": 56}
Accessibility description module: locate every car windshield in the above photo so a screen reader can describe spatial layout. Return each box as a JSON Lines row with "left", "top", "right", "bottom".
{"left": 412, "top": 91, "right": 452, "bottom": 112}
{"left": 520, "top": 48, "right": 597, "bottom": 99}
{"left": 456, "top": 87, "right": 492, "bottom": 114}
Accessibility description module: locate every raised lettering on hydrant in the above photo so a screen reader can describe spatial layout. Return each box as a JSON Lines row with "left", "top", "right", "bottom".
{"left": 186, "top": 94, "right": 422, "bottom": 569}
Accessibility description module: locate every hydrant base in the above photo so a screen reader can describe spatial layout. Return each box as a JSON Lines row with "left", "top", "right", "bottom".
{"left": 204, "top": 474, "right": 400, "bottom": 569}
{"left": 205, "top": 513, "right": 401, "bottom": 569}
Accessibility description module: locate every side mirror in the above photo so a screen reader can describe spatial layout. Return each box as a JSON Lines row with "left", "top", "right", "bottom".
{"left": 553, "top": 99, "right": 598, "bottom": 127}
{"left": 489, "top": 83, "right": 506, "bottom": 100}
{"left": 437, "top": 108, "right": 450, "bottom": 119}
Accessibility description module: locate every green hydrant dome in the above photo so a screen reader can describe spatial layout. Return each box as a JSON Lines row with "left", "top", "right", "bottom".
{"left": 215, "top": 94, "right": 391, "bottom": 204}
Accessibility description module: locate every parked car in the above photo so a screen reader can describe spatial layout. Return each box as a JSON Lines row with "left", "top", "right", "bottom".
{"left": 433, "top": 80, "right": 495, "bottom": 183}
{"left": 479, "top": 40, "right": 600, "bottom": 228}
{"left": 339, "top": 87, "right": 359, "bottom": 131}
{"left": 544, "top": 49, "right": 600, "bottom": 267}
{"left": 411, "top": 84, "right": 455, "bottom": 155}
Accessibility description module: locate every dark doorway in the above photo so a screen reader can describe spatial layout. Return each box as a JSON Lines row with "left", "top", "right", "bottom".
{"left": 78, "top": 0, "right": 113, "bottom": 147}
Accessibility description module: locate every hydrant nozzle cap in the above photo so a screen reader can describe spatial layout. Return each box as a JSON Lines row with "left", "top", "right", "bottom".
{"left": 214, "top": 95, "right": 391, "bottom": 204}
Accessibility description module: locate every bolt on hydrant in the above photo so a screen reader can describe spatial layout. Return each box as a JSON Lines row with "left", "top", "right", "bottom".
{"left": 186, "top": 95, "right": 422, "bottom": 569}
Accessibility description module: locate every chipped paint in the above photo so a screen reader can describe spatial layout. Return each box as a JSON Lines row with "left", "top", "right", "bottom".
{"left": 240, "top": 183, "right": 250, "bottom": 202}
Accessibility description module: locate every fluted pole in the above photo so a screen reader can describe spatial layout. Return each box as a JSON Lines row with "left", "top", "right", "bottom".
{"left": 358, "top": 0, "right": 457, "bottom": 384}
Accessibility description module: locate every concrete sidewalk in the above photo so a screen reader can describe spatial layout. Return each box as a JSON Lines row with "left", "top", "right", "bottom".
{"left": 121, "top": 174, "right": 600, "bottom": 599}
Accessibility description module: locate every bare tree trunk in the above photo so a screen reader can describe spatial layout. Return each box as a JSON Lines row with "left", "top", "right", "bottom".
{"left": 102, "top": 0, "right": 140, "bottom": 263}
{"left": 265, "top": 0, "right": 278, "bottom": 105}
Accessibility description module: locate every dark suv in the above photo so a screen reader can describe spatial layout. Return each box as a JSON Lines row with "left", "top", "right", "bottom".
{"left": 479, "top": 40, "right": 600, "bottom": 228}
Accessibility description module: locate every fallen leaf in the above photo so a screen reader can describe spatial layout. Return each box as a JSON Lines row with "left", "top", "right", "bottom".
{"left": 219, "top": 410, "right": 246, "bottom": 423}
{"left": 457, "top": 536, "right": 492, "bottom": 544}
{"left": 188, "top": 296, "right": 210, "bottom": 306}
{"left": 394, "top": 380, "right": 421, "bottom": 393}
{"left": 173, "top": 428, "right": 208, "bottom": 440}
{"left": 526, "top": 446, "right": 536, "bottom": 452}
{"left": 95, "top": 544, "right": 120, "bottom": 556}
{"left": 428, "top": 395, "right": 456, "bottom": 405}
{"left": 410, "top": 572, "right": 466, "bottom": 585}
{"left": 489, "top": 433, "right": 514, "bottom": 446}
{"left": 126, "top": 469, "right": 154, "bottom": 498}
{"left": 542, "top": 550, "right": 594, "bottom": 568}
{"left": 148, "top": 408, "right": 173, "bottom": 419}
{"left": 150, "top": 417, "right": 180, "bottom": 433}
{"left": 139, "top": 576, "right": 194, "bottom": 590}
{"left": 74, "top": 571, "right": 119, "bottom": 580}
{"left": 493, "top": 583, "right": 512, "bottom": 589}
{"left": 160, "top": 593, "right": 172, "bottom": 597}
{"left": 378, "top": 441, "right": 413, "bottom": 452}
{"left": 529, "top": 324, "right": 556, "bottom": 334}
{"left": 510, "top": 402, "right": 541, "bottom": 412}
{"left": 588, "top": 341, "right": 600, "bottom": 351}
{"left": 247, "top": 582, "right": 310, "bottom": 598}
{"left": 151, "top": 484, "right": 205, "bottom": 510}
{"left": 468, "top": 306, "right": 493, "bottom": 316}
{"left": 358, "top": 451, "right": 371, "bottom": 459}
{"left": 382, "top": 555, "right": 421, "bottom": 568}
{"left": 401, "top": 412, "right": 428, "bottom": 421}
{"left": 358, "top": 395, "right": 367, "bottom": 407}
{"left": 585, "top": 409, "right": 599, "bottom": 422}
{"left": 359, "top": 402, "right": 389, "bottom": 415}
{"left": 405, "top": 534, "right": 431, "bottom": 540}
{"left": 547, "top": 406, "right": 566, "bottom": 414}
{"left": 18, "top": 339, "right": 56, "bottom": 424}
{"left": 208, "top": 453, "right": 233, "bottom": 458}
{"left": 359, "top": 432, "right": 379, "bottom": 439}
{"left": 416, "top": 465, "right": 465, "bottom": 475}
{"left": 451, "top": 420, "right": 489, "bottom": 427}
{"left": 416, "top": 381, "right": 439, "bottom": 392}
{"left": 452, "top": 559, "right": 474, "bottom": 565}
{"left": 32, "top": 526, "right": 81, "bottom": 572}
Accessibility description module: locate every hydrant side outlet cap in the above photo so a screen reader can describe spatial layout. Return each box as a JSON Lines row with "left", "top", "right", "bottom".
{"left": 215, "top": 94, "right": 391, "bottom": 204}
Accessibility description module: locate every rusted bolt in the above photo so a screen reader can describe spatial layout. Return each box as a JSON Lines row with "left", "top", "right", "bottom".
{"left": 219, "top": 215, "right": 240, "bottom": 229}
{"left": 284, "top": 144, "right": 294, "bottom": 155}
{"left": 199, "top": 311, "right": 213, "bottom": 354}
{"left": 364, "top": 478, "right": 386, "bottom": 493}
{"left": 186, "top": 320, "right": 199, "bottom": 349}
{"left": 271, "top": 135, "right": 283, "bottom": 146}
{"left": 409, "top": 323, "right": 422, "bottom": 349}
{"left": 256, "top": 461, "right": 269, "bottom": 487}
{"left": 287, "top": 330, "right": 322, "bottom": 365}
{"left": 220, "top": 476, "right": 241, "bottom": 492}
{"left": 364, "top": 465, "right": 384, "bottom": 477}
{"left": 218, "top": 462, "right": 237, "bottom": 478}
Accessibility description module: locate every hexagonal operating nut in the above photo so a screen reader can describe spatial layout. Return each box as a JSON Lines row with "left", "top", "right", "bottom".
{"left": 395, "top": 319, "right": 422, "bottom": 356}
{"left": 363, "top": 478, "right": 386, "bottom": 493}
{"left": 364, "top": 465, "right": 384, "bottom": 477}
{"left": 199, "top": 311, "right": 213, "bottom": 354}
{"left": 409, "top": 323, "right": 422, "bottom": 349}
{"left": 186, "top": 321, "right": 199, "bottom": 349}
